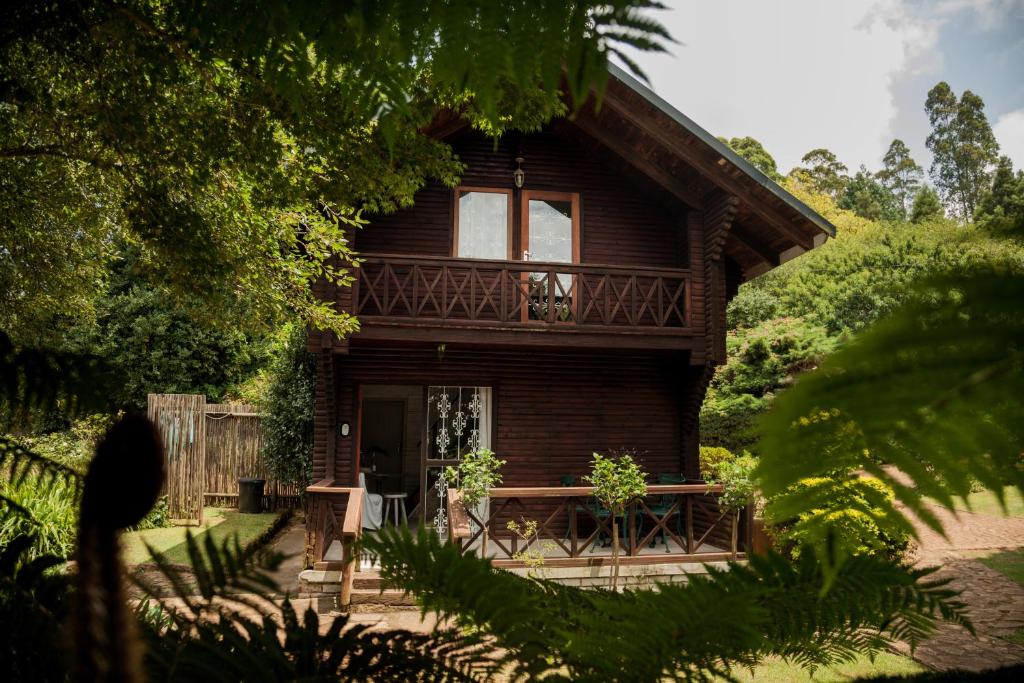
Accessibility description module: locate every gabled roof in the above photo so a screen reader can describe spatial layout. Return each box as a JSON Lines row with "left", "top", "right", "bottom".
{"left": 607, "top": 63, "right": 835, "bottom": 239}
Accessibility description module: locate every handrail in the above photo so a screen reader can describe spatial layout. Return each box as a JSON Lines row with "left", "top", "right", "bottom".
{"left": 354, "top": 254, "right": 692, "bottom": 330}
{"left": 445, "top": 483, "right": 745, "bottom": 566}
{"left": 360, "top": 253, "right": 692, "bottom": 280}
{"left": 305, "top": 482, "right": 362, "bottom": 608}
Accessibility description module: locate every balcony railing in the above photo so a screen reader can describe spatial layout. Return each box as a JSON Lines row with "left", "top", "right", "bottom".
{"left": 353, "top": 255, "right": 692, "bottom": 332}
{"left": 446, "top": 484, "right": 749, "bottom": 567}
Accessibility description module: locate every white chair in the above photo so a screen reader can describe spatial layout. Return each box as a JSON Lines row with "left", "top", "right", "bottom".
{"left": 359, "top": 471, "right": 383, "bottom": 531}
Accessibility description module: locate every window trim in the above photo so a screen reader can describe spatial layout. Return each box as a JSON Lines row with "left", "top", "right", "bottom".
{"left": 451, "top": 186, "right": 514, "bottom": 260}
{"left": 520, "top": 190, "right": 581, "bottom": 265}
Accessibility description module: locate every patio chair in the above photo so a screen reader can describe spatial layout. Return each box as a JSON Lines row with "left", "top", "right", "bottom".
{"left": 647, "top": 473, "right": 686, "bottom": 552}
{"left": 358, "top": 471, "right": 384, "bottom": 531}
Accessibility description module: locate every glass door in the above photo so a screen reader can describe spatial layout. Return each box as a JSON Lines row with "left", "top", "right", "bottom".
{"left": 520, "top": 191, "right": 580, "bottom": 322}
{"left": 423, "top": 386, "right": 492, "bottom": 535}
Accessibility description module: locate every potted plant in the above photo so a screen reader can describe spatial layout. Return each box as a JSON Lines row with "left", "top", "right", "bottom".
{"left": 711, "top": 453, "right": 758, "bottom": 557}
{"left": 446, "top": 448, "right": 505, "bottom": 554}
{"left": 586, "top": 452, "right": 647, "bottom": 590}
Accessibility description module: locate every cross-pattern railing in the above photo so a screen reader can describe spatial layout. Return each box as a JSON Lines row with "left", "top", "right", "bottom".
{"left": 447, "top": 484, "right": 748, "bottom": 567}
{"left": 354, "top": 255, "right": 692, "bottom": 330}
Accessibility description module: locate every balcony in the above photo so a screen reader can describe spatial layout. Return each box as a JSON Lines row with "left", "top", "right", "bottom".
{"left": 350, "top": 254, "right": 698, "bottom": 349}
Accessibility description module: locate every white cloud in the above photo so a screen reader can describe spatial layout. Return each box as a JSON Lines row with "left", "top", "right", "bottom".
{"left": 994, "top": 108, "right": 1024, "bottom": 168}
{"left": 619, "top": 0, "right": 1022, "bottom": 174}
{"left": 622, "top": 0, "right": 939, "bottom": 172}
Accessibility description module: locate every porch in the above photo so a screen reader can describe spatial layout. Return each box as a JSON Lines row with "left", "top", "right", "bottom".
{"left": 302, "top": 479, "right": 750, "bottom": 607}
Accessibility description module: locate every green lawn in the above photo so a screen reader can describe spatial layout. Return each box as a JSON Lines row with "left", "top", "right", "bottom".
{"left": 975, "top": 548, "right": 1024, "bottom": 588}
{"left": 936, "top": 487, "right": 1024, "bottom": 517}
{"left": 723, "top": 653, "right": 923, "bottom": 682}
{"left": 122, "top": 507, "right": 279, "bottom": 566}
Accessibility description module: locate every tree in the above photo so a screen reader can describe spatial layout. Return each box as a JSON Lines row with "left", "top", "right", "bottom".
{"left": 585, "top": 452, "right": 647, "bottom": 590}
{"left": 260, "top": 326, "right": 316, "bottom": 488}
{"left": 838, "top": 166, "right": 903, "bottom": 222}
{"left": 0, "top": 0, "right": 671, "bottom": 345}
{"left": 976, "top": 156, "right": 1024, "bottom": 232}
{"left": 925, "top": 82, "right": 999, "bottom": 220}
{"left": 911, "top": 186, "right": 945, "bottom": 223}
{"left": 64, "top": 248, "right": 268, "bottom": 410}
{"left": 790, "top": 148, "right": 849, "bottom": 198}
{"left": 719, "top": 136, "right": 783, "bottom": 182}
{"left": 877, "top": 139, "right": 923, "bottom": 218}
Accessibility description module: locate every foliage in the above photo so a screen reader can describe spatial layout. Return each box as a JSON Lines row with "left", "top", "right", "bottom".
{"left": 777, "top": 477, "right": 910, "bottom": 562}
{"left": 878, "top": 139, "right": 924, "bottom": 219}
{"left": 259, "top": 326, "right": 315, "bottom": 488}
{"left": 129, "top": 496, "right": 170, "bottom": 532}
{"left": 719, "top": 136, "right": 783, "bottom": 182}
{"left": 586, "top": 452, "right": 648, "bottom": 515}
{"left": 0, "top": 475, "right": 78, "bottom": 563}
{"left": 135, "top": 530, "right": 491, "bottom": 682}
{"left": 698, "top": 445, "right": 735, "bottom": 480}
{"left": 0, "top": 534, "right": 72, "bottom": 682}
{"left": 838, "top": 166, "right": 903, "bottom": 222}
{"left": 756, "top": 266, "right": 1024, "bottom": 575}
{"left": 714, "top": 454, "right": 758, "bottom": 512}
{"left": 64, "top": 251, "right": 272, "bottom": 410}
{"left": 365, "top": 525, "right": 969, "bottom": 683}
{"left": 910, "top": 186, "right": 945, "bottom": 224}
{"left": 0, "top": 0, "right": 671, "bottom": 343}
{"left": 446, "top": 448, "right": 505, "bottom": 510}
{"left": 790, "top": 148, "right": 849, "bottom": 198}
{"left": 976, "top": 156, "right": 1024, "bottom": 234}
{"left": 925, "top": 82, "right": 1000, "bottom": 220}
{"left": 14, "top": 413, "right": 112, "bottom": 471}
{"left": 701, "top": 318, "right": 836, "bottom": 453}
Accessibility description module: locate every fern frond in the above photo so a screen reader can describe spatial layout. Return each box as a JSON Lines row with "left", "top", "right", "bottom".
{"left": 756, "top": 268, "right": 1024, "bottom": 565}
{"left": 364, "top": 527, "right": 970, "bottom": 683}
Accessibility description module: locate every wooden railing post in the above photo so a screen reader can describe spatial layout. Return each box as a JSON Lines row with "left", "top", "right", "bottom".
{"left": 686, "top": 495, "right": 694, "bottom": 554}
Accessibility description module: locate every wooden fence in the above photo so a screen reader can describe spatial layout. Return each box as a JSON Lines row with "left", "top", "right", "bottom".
{"left": 148, "top": 394, "right": 301, "bottom": 522}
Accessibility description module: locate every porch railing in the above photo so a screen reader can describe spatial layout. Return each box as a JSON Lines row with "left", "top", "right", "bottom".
{"left": 354, "top": 254, "right": 692, "bottom": 330}
{"left": 447, "top": 484, "right": 749, "bottom": 567}
{"left": 305, "top": 480, "right": 362, "bottom": 606}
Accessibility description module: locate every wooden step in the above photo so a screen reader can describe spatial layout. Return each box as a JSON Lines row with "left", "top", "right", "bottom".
{"left": 349, "top": 587, "right": 417, "bottom": 607}
{"left": 352, "top": 571, "right": 395, "bottom": 590}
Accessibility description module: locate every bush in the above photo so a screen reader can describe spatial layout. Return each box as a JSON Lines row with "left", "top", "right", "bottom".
{"left": 0, "top": 476, "right": 78, "bottom": 562}
{"left": 260, "top": 325, "right": 316, "bottom": 488}
{"left": 698, "top": 446, "right": 735, "bottom": 480}
{"left": 776, "top": 476, "right": 910, "bottom": 561}
{"left": 700, "top": 392, "right": 766, "bottom": 453}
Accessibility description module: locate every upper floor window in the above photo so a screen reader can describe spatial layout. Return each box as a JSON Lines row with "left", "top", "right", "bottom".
{"left": 454, "top": 188, "right": 512, "bottom": 260}
{"left": 453, "top": 187, "right": 579, "bottom": 265}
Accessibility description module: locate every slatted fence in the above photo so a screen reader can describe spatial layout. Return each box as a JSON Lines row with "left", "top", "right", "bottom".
{"left": 148, "top": 394, "right": 301, "bottom": 522}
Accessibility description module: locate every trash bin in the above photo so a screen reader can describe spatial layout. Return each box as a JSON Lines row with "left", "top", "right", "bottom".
{"left": 238, "top": 477, "right": 266, "bottom": 513}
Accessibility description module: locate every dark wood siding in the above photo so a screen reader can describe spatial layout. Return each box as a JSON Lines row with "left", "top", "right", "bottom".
{"left": 323, "top": 344, "right": 690, "bottom": 486}
{"left": 356, "top": 127, "right": 687, "bottom": 270}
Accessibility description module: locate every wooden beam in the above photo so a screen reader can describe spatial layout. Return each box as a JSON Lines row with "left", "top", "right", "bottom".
{"left": 600, "top": 92, "right": 815, "bottom": 250}
{"left": 569, "top": 114, "right": 705, "bottom": 210}
{"left": 731, "top": 223, "right": 780, "bottom": 267}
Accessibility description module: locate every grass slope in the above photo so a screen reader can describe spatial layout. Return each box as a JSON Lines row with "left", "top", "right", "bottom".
{"left": 122, "top": 507, "right": 278, "bottom": 565}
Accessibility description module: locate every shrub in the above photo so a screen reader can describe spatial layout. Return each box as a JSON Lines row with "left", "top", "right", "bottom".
{"left": 698, "top": 446, "right": 735, "bottom": 480}
{"left": 260, "top": 326, "right": 315, "bottom": 488}
{"left": 699, "top": 392, "right": 767, "bottom": 453}
{"left": 446, "top": 448, "right": 505, "bottom": 510}
{"left": 586, "top": 452, "right": 648, "bottom": 589}
{"left": 0, "top": 476, "right": 78, "bottom": 562}
{"left": 776, "top": 476, "right": 910, "bottom": 561}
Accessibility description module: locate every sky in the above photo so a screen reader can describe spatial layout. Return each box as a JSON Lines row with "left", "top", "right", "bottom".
{"left": 621, "top": 0, "right": 1024, "bottom": 177}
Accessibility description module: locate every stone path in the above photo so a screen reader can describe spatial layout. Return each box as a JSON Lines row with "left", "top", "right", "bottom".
{"left": 902, "top": 502, "right": 1024, "bottom": 672}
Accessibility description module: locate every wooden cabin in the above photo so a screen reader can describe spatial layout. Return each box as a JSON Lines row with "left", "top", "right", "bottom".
{"left": 303, "top": 66, "right": 834, "bottom": 588}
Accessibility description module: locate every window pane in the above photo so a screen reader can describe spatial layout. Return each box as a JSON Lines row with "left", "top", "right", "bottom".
{"left": 528, "top": 199, "right": 572, "bottom": 264}
{"left": 457, "top": 191, "right": 507, "bottom": 259}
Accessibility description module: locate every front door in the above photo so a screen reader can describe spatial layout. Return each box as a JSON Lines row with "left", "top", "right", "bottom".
{"left": 423, "top": 385, "right": 492, "bottom": 535}
{"left": 520, "top": 191, "right": 580, "bottom": 321}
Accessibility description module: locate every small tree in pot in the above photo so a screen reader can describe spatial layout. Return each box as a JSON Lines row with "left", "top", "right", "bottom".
{"left": 586, "top": 452, "right": 647, "bottom": 590}
{"left": 446, "top": 449, "right": 505, "bottom": 554}
{"left": 712, "top": 454, "right": 758, "bottom": 556}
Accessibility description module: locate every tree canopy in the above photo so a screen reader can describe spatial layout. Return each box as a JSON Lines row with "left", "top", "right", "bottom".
{"left": 877, "top": 139, "right": 923, "bottom": 219}
{"left": 0, "top": 0, "right": 671, "bottom": 345}
{"left": 925, "top": 82, "right": 999, "bottom": 220}
{"left": 719, "top": 136, "right": 783, "bottom": 182}
{"left": 790, "top": 148, "right": 849, "bottom": 198}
